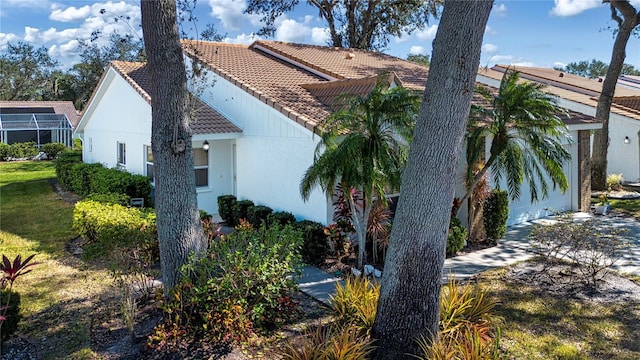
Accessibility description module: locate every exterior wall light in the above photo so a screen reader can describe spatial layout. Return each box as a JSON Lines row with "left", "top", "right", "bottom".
{"left": 624, "top": 136, "right": 630, "bottom": 144}
{"left": 202, "top": 140, "right": 210, "bottom": 151}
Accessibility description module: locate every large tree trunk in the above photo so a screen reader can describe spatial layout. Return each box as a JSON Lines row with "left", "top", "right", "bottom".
{"left": 592, "top": 1, "right": 640, "bottom": 190}
{"left": 140, "top": 0, "right": 207, "bottom": 295}
{"left": 371, "top": 1, "right": 493, "bottom": 358}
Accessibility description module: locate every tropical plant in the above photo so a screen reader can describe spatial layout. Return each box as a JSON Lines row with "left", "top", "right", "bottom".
{"left": 462, "top": 70, "right": 572, "bottom": 206}
{"left": 1, "top": 254, "right": 39, "bottom": 351}
{"left": 300, "top": 76, "right": 420, "bottom": 268}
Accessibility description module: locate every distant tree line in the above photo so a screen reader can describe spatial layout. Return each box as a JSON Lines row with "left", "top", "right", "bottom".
{"left": 554, "top": 58, "right": 640, "bottom": 79}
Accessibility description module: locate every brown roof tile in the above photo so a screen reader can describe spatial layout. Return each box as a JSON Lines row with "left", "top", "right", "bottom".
{"left": 0, "top": 101, "right": 81, "bottom": 128}
{"left": 301, "top": 73, "right": 400, "bottom": 111}
{"left": 108, "top": 61, "right": 241, "bottom": 134}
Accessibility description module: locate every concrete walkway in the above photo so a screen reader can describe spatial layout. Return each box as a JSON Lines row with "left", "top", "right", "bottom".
{"left": 298, "top": 212, "right": 640, "bottom": 305}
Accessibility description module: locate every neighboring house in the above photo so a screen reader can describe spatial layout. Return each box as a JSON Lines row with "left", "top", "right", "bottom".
{"left": 0, "top": 101, "right": 79, "bottom": 148}
{"left": 479, "top": 65, "right": 640, "bottom": 183}
{"left": 76, "top": 40, "right": 600, "bottom": 226}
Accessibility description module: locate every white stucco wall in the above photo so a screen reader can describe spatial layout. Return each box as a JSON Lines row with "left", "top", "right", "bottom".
{"left": 607, "top": 114, "right": 640, "bottom": 183}
{"left": 80, "top": 70, "right": 152, "bottom": 174}
{"left": 194, "top": 70, "right": 331, "bottom": 224}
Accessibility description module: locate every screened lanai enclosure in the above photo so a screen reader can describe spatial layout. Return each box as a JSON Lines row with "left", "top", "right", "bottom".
{"left": 0, "top": 105, "right": 76, "bottom": 148}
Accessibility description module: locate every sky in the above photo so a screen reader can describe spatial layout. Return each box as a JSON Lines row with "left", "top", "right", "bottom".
{"left": 0, "top": 0, "right": 639, "bottom": 71}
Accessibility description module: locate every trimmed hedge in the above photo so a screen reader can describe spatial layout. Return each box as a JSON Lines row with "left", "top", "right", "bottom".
{"left": 247, "top": 205, "right": 273, "bottom": 227}
{"left": 232, "top": 200, "right": 255, "bottom": 226}
{"left": 8, "top": 142, "right": 39, "bottom": 159}
{"left": 268, "top": 211, "right": 296, "bottom": 227}
{"left": 483, "top": 189, "right": 509, "bottom": 245}
{"left": 217, "top": 195, "right": 237, "bottom": 224}
{"left": 73, "top": 200, "right": 158, "bottom": 260}
{"left": 55, "top": 155, "right": 152, "bottom": 206}
{"left": 294, "top": 220, "right": 328, "bottom": 265}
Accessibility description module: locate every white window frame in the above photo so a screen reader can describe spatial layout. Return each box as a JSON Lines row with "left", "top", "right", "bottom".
{"left": 193, "top": 148, "right": 209, "bottom": 188}
{"left": 145, "top": 145, "right": 154, "bottom": 184}
{"left": 117, "top": 142, "right": 126, "bottom": 166}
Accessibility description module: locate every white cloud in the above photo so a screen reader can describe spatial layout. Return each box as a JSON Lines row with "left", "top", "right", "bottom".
{"left": 554, "top": 61, "right": 567, "bottom": 68}
{"left": 2, "top": 0, "right": 50, "bottom": 9}
{"left": 485, "top": 25, "right": 497, "bottom": 35}
{"left": 512, "top": 61, "right": 535, "bottom": 67}
{"left": 311, "top": 27, "right": 330, "bottom": 45}
{"left": 0, "top": 33, "right": 19, "bottom": 50}
{"left": 276, "top": 18, "right": 310, "bottom": 43}
{"left": 493, "top": 4, "right": 507, "bottom": 16}
{"left": 550, "top": 0, "right": 601, "bottom": 17}
{"left": 208, "top": 0, "right": 261, "bottom": 31}
{"left": 24, "top": 27, "right": 40, "bottom": 42}
{"left": 50, "top": 5, "right": 91, "bottom": 22}
{"left": 409, "top": 46, "right": 425, "bottom": 55}
{"left": 487, "top": 54, "right": 535, "bottom": 67}
{"left": 48, "top": 39, "right": 81, "bottom": 59}
{"left": 482, "top": 43, "right": 498, "bottom": 53}
{"left": 415, "top": 24, "right": 438, "bottom": 41}
{"left": 224, "top": 33, "right": 260, "bottom": 44}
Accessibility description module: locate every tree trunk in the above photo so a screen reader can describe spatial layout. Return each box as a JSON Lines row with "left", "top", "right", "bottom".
{"left": 592, "top": 1, "right": 640, "bottom": 190}
{"left": 371, "top": 1, "right": 493, "bottom": 358}
{"left": 140, "top": 0, "right": 207, "bottom": 295}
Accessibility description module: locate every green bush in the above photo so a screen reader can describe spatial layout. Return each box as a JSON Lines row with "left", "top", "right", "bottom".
{"left": 55, "top": 149, "right": 83, "bottom": 189}
{"left": 0, "top": 289, "right": 21, "bottom": 341}
{"left": 232, "top": 199, "right": 254, "bottom": 226}
{"left": 9, "top": 142, "right": 38, "bottom": 159}
{"left": 86, "top": 192, "right": 131, "bottom": 206}
{"left": 41, "top": 142, "right": 67, "bottom": 160}
{"left": 294, "top": 220, "right": 328, "bottom": 265}
{"left": 70, "top": 162, "right": 103, "bottom": 197}
{"left": 217, "top": 195, "right": 237, "bottom": 224}
{"left": 247, "top": 205, "right": 273, "bottom": 227}
{"left": 483, "top": 189, "right": 509, "bottom": 245}
{"left": 73, "top": 200, "right": 158, "bottom": 262}
{"left": 447, "top": 217, "right": 467, "bottom": 255}
{"left": 170, "top": 224, "right": 303, "bottom": 342}
{"left": 0, "top": 143, "right": 10, "bottom": 161}
{"left": 268, "top": 211, "right": 296, "bottom": 227}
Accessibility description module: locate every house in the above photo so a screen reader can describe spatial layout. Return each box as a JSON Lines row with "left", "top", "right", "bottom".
{"left": 479, "top": 65, "right": 640, "bottom": 183}
{"left": 0, "top": 101, "right": 79, "bottom": 148}
{"left": 75, "top": 40, "right": 600, "bottom": 226}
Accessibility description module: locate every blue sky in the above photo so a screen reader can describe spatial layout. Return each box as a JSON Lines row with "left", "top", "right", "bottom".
{"left": 1, "top": 0, "right": 639, "bottom": 71}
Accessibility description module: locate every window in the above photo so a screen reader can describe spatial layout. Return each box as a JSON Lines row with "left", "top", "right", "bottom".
{"left": 145, "top": 145, "right": 154, "bottom": 182}
{"left": 117, "top": 142, "right": 126, "bottom": 165}
{"left": 193, "top": 148, "right": 208, "bottom": 188}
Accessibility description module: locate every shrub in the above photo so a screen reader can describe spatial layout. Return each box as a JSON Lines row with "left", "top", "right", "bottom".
{"left": 72, "top": 200, "right": 158, "bottom": 262}
{"left": 529, "top": 214, "right": 630, "bottom": 288}
{"left": 330, "top": 276, "right": 380, "bottom": 337}
{"left": 483, "top": 190, "right": 509, "bottom": 245}
{"left": 232, "top": 200, "right": 254, "bottom": 226}
{"left": 606, "top": 173, "right": 624, "bottom": 191}
{"left": 9, "top": 142, "right": 38, "bottom": 159}
{"left": 269, "top": 211, "right": 297, "bottom": 227}
{"left": 86, "top": 193, "right": 131, "bottom": 206}
{"left": 0, "top": 290, "right": 20, "bottom": 341}
{"left": 447, "top": 217, "right": 467, "bottom": 255}
{"left": 279, "top": 325, "right": 376, "bottom": 360}
{"left": 70, "top": 162, "right": 103, "bottom": 197}
{"left": 294, "top": 220, "right": 328, "bottom": 265}
{"left": 55, "top": 149, "right": 82, "bottom": 189}
{"left": 217, "top": 195, "right": 237, "bottom": 224}
{"left": 73, "top": 138, "right": 82, "bottom": 151}
{"left": 0, "top": 143, "right": 10, "bottom": 161}
{"left": 169, "top": 224, "right": 303, "bottom": 342}
{"left": 247, "top": 205, "right": 273, "bottom": 227}
{"left": 41, "top": 142, "right": 66, "bottom": 160}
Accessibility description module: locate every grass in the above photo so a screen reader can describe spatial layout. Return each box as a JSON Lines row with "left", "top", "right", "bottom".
{"left": 609, "top": 198, "right": 640, "bottom": 218}
{"left": 479, "top": 266, "right": 640, "bottom": 360}
{"left": 0, "top": 161, "right": 115, "bottom": 359}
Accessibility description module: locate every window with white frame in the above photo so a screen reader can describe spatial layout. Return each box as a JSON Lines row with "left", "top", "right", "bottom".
{"left": 117, "top": 142, "right": 126, "bottom": 166}
{"left": 193, "top": 148, "right": 208, "bottom": 188}
{"left": 145, "top": 145, "right": 154, "bottom": 183}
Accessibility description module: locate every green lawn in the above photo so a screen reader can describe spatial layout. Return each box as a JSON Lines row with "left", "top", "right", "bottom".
{"left": 0, "top": 161, "right": 114, "bottom": 359}
{"left": 610, "top": 198, "right": 640, "bottom": 218}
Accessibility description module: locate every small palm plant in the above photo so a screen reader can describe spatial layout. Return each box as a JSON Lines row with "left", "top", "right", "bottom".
{"left": 461, "top": 70, "right": 572, "bottom": 208}
{"left": 301, "top": 75, "right": 420, "bottom": 269}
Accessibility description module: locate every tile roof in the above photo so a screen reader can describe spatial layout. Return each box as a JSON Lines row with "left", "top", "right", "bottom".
{"left": 301, "top": 73, "right": 400, "bottom": 111}
{"left": 479, "top": 67, "right": 640, "bottom": 122}
{"left": 0, "top": 101, "right": 81, "bottom": 128}
{"left": 182, "top": 40, "right": 429, "bottom": 131}
{"left": 109, "top": 61, "right": 241, "bottom": 134}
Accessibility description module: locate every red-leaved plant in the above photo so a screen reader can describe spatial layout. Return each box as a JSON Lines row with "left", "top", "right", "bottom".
{"left": 1, "top": 254, "right": 39, "bottom": 350}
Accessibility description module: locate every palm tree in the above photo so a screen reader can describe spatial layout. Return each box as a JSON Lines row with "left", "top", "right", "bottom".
{"left": 300, "top": 77, "right": 420, "bottom": 269}
{"left": 461, "top": 70, "right": 572, "bottom": 207}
